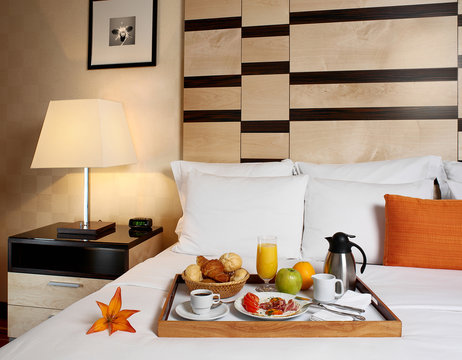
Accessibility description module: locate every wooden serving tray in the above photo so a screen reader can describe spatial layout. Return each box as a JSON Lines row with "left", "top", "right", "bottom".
{"left": 157, "top": 274, "right": 402, "bottom": 338}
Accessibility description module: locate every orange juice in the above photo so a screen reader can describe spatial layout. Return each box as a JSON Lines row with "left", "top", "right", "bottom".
{"left": 256, "top": 243, "right": 278, "bottom": 280}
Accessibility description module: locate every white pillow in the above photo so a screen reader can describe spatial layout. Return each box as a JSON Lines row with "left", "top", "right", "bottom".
{"left": 171, "top": 159, "right": 296, "bottom": 236}
{"left": 443, "top": 161, "right": 462, "bottom": 199}
{"left": 173, "top": 171, "right": 309, "bottom": 259}
{"left": 296, "top": 155, "right": 448, "bottom": 199}
{"left": 447, "top": 180, "right": 462, "bottom": 199}
{"left": 302, "top": 178, "right": 434, "bottom": 264}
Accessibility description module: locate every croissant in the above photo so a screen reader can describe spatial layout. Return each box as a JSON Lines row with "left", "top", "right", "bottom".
{"left": 201, "top": 259, "right": 230, "bottom": 283}
{"left": 196, "top": 255, "right": 209, "bottom": 268}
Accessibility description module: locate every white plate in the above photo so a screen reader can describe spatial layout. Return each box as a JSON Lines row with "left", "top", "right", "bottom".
{"left": 234, "top": 292, "right": 308, "bottom": 320}
{"left": 176, "top": 301, "right": 229, "bottom": 321}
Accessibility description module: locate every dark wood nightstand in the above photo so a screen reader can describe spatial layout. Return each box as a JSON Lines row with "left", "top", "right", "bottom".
{"left": 7, "top": 222, "right": 163, "bottom": 338}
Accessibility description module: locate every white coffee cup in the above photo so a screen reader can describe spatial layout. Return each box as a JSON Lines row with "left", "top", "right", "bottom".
{"left": 312, "top": 273, "right": 344, "bottom": 303}
{"left": 190, "top": 289, "right": 220, "bottom": 315}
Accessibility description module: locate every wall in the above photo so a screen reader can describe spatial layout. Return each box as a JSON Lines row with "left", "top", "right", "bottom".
{"left": 0, "top": 0, "right": 184, "bottom": 303}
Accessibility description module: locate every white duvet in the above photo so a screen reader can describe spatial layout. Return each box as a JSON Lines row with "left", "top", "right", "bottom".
{"left": 1, "top": 248, "right": 461, "bottom": 360}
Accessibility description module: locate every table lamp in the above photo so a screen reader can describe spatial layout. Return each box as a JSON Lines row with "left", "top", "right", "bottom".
{"left": 31, "top": 99, "right": 137, "bottom": 236}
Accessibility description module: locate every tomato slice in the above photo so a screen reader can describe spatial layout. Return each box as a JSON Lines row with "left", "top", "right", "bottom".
{"left": 244, "top": 292, "right": 259, "bottom": 304}
{"left": 242, "top": 292, "right": 259, "bottom": 313}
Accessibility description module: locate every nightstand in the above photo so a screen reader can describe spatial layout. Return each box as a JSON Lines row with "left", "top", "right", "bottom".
{"left": 7, "top": 222, "right": 163, "bottom": 338}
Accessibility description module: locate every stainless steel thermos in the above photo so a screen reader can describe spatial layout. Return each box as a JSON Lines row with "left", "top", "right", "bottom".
{"left": 323, "top": 232, "right": 367, "bottom": 290}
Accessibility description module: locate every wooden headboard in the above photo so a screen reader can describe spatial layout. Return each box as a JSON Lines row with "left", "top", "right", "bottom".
{"left": 183, "top": 0, "right": 460, "bottom": 164}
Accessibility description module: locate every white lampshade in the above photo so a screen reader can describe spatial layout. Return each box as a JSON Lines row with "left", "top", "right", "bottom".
{"left": 31, "top": 99, "right": 137, "bottom": 169}
{"left": 31, "top": 99, "right": 137, "bottom": 236}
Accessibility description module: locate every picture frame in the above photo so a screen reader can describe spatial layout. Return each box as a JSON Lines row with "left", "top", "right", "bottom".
{"left": 88, "top": 0, "right": 157, "bottom": 69}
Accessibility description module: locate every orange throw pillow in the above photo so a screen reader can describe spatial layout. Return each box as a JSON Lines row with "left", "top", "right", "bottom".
{"left": 384, "top": 194, "right": 462, "bottom": 270}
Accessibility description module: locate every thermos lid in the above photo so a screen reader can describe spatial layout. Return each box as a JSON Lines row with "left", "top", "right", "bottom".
{"left": 325, "top": 232, "right": 355, "bottom": 253}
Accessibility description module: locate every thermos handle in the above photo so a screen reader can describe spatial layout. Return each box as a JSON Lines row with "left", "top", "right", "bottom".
{"left": 350, "top": 241, "right": 367, "bottom": 273}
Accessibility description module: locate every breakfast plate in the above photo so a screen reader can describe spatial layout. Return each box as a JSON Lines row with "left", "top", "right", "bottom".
{"left": 234, "top": 292, "right": 309, "bottom": 320}
{"left": 176, "top": 301, "right": 229, "bottom": 321}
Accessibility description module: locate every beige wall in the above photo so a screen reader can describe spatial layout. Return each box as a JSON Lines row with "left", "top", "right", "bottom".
{"left": 0, "top": 0, "right": 184, "bottom": 302}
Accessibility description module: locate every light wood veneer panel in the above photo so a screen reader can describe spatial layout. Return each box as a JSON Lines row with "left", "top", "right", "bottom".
{"left": 291, "top": 0, "right": 452, "bottom": 12}
{"left": 8, "top": 272, "right": 110, "bottom": 309}
{"left": 185, "top": 29, "right": 241, "bottom": 76}
{"left": 241, "top": 133, "right": 289, "bottom": 159}
{"left": 185, "top": 0, "right": 241, "bottom": 20}
{"left": 8, "top": 305, "right": 60, "bottom": 338}
{"left": 290, "top": 17, "right": 457, "bottom": 72}
{"left": 184, "top": 87, "right": 241, "bottom": 110}
{"left": 291, "top": 81, "right": 457, "bottom": 109}
{"left": 242, "top": 0, "right": 289, "bottom": 26}
{"left": 242, "top": 36, "right": 289, "bottom": 63}
{"left": 459, "top": 132, "right": 462, "bottom": 161}
{"left": 290, "top": 120, "right": 457, "bottom": 163}
{"left": 183, "top": 122, "right": 240, "bottom": 162}
{"left": 459, "top": 27, "right": 462, "bottom": 55}
{"left": 459, "top": 69, "right": 462, "bottom": 117}
{"left": 242, "top": 74, "right": 289, "bottom": 120}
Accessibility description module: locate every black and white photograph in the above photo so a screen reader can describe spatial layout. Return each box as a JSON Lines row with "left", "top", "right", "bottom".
{"left": 88, "top": 0, "right": 157, "bottom": 69}
{"left": 109, "top": 16, "right": 136, "bottom": 46}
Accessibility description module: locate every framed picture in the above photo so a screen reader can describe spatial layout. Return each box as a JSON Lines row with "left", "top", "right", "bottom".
{"left": 88, "top": 0, "right": 157, "bottom": 69}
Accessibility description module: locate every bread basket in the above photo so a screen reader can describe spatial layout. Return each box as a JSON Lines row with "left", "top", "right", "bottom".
{"left": 182, "top": 271, "right": 250, "bottom": 299}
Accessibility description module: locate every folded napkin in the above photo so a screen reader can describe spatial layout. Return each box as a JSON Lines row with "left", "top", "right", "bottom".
{"left": 310, "top": 290, "right": 372, "bottom": 321}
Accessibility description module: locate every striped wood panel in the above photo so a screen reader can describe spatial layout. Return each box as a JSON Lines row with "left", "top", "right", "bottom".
{"left": 183, "top": 0, "right": 459, "bottom": 162}
{"left": 185, "top": 0, "right": 241, "bottom": 20}
{"left": 184, "top": 87, "right": 241, "bottom": 110}
{"left": 459, "top": 2, "right": 462, "bottom": 158}
{"left": 290, "top": 17, "right": 456, "bottom": 73}
{"left": 290, "top": 120, "right": 458, "bottom": 163}
{"left": 184, "top": 29, "right": 241, "bottom": 76}
{"left": 291, "top": 82, "right": 457, "bottom": 109}
{"left": 183, "top": 122, "right": 240, "bottom": 162}
{"left": 242, "top": 0, "right": 289, "bottom": 26}
{"left": 290, "top": 0, "right": 452, "bottom": 12}
{"left": 242, "top": 74, "right": 289, "bottom": 121}
{"left": 242, "top": 36, "right": 289, "bottom": 63}
{"left": 241, "top": 133, "right": 290, "bottom": 159}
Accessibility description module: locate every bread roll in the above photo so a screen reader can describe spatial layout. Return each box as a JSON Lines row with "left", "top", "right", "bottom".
{"left": 184, "top": 264, "right": 202, "bottom": 282}
{"left": 231, "top": 268, "right": 248, "bottom": 282}
{"left": 219, "top": 252, "right": 242, "bottom": 272}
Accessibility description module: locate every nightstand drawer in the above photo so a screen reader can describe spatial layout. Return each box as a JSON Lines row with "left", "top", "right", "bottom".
{"left": 8, "top": 305, "right": 60, "bottom": 338}
{"left": 8, "top": 272, "right": 110, "bottom": 309}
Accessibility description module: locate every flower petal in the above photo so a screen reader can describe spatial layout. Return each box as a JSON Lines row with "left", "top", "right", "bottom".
{"left": 96, "top": 301, "right": 108, "bottom": 318}
{"left": 107, "top": 287, "right": 122, "bottom": 319}
{"left": 115, "top": 309, "right": 140, "bottom": 320}
{"left": 109, "top": 317, "right": 136, "bottom": 335}
{"left": 86, "top": 317, "right": 108, "bottom": 334}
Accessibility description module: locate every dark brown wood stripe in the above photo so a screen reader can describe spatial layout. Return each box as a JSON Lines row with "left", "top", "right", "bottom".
{"left": 290, "top": 3, "right": 457, "bottom": 25}
{"left": 290, "top": 68, "right": 457, "bottom": 84}
{"left": 184, "top": 110, "right": 241, "bottom": 122}
{"left": 241, "top": 158, "right": 285, "bottom": 163}
{"left": 290, "top": 106, "right": 458, "bottom": 121}
{"left": 241, "top": 121, "right": 289, "bottom": 133}
{"left": 458, "top": 14, "right": 462, "bottom": 26}
{"left": 184, "top": 75, "right": 241, "bottom": 88}
{"left": 458, "top": 119, "right": 462, "bottom": 131}
{"left": 242, "top": 62, "right": 289, "bottom": 75}
{"left": 242, "top": 24, "right": 290, "bottom": 38}
{"left": 185, "top": 17, "right": 241, "bottom": 31}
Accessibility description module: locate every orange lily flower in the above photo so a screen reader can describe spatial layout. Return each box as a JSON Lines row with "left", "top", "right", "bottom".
{"left": 87, "top": 287, "right": 139, "bottom": 335}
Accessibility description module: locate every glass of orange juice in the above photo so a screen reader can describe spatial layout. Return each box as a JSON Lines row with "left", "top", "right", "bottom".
{"left": 256, "top": 235, "right": 278, "bottom": 292}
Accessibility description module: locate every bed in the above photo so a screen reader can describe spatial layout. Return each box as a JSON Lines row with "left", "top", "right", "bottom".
{"left": 1, "top": 156, "right": 462, "bottom": 360}
{"left": 2, "top": 0, "right": 462, "bottom": 357}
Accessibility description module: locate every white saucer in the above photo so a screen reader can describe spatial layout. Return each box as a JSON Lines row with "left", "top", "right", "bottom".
{"left": 175, "top": 301, "right": 229, "bottom": 321}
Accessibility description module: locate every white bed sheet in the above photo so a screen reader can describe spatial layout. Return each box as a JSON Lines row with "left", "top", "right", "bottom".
{"left": 1, "top": 247, "right": 461, "bottom": 360}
